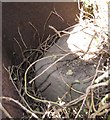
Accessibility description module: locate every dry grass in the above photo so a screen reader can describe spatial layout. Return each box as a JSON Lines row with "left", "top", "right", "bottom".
{"left": 1, "top": 1, "right": 110, "bottom": 119}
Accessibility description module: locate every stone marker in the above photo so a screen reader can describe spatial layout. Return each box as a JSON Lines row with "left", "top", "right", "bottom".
{"left": 35, "top": 34, "right": 96, "bottom": 102}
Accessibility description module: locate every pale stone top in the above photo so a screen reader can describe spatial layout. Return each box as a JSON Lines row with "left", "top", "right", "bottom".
{"left": 67, "top": 0, "right": 109, "bottom": 60}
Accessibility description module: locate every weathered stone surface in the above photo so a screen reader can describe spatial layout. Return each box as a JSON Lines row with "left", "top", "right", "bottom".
{"left": 35, "top": 35, "right": 96, "bottom": 102}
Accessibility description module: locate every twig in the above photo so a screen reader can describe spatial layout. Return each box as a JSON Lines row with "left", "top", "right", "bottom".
{"left": 24, "top": 54, "right": 69, "bottom": 106}
{"left": 49, "top": 25, "right": 61, "bottom": 37}
{"left": 41, "top": 10, "right": 56, "bottom": 42}
{"left": 28, "top": 22, "right": 40, "bottom": 45}
{"left": 88, "top": 90, "right": 94, "bottom": 118}
{"left": 81, "top": 32, "right": 97, "bottom": 58}
{"left": 41, "top": 8, "right": 65, "bottom": 42}
{"left": 0, "top": 102, "right": 13, "bottom": 119}
{"left": 88, "top": 80, "right": 108, "bottom": 89}
{"left": 75, "top": 54, "right": 102, "bottom": 118}
{"left": 65, "top": 94, "right": 85, "bottom": 107}
{"left": 91, "top": 89, "right": 97, "bottom": 113}
{"left": 53, "top": 7, "right": 64, "bottom": 21}
{"left": 90, "top": 103, "right": 110, "bottom": 118}
{"left": 54, "top": 42, "right": 69, "bottom": 53}
{"left": 59, "top": 71, "right": 85, "bottom": 95}
{"left": 0, "top": 97, "right": 40, "bottom": 119}
{"left": 3, "top": 64, "right": 43, "bottom": 115}
{"left": 18, "top": 26, "right": 27, "bottom": 49}
{"left": 95, "top": 69, "right": 110, "bottom": 83}
{"left": 29, "top": 52, "right": 71, "bottom": 84}
{"left": 49, "top": 25, "right": 72, "bottom": 37}
{"left": 14, "top": 37, "right": 24, "bottom": 58}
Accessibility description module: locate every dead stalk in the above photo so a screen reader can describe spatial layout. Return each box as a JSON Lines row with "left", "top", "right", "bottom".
{"left": 0, "top": 97, "right": 40, "bottom": 119}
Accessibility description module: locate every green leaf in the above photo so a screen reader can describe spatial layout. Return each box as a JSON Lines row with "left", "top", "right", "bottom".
{"left": 107, "top": 115, "right": 110, "bottom": 120}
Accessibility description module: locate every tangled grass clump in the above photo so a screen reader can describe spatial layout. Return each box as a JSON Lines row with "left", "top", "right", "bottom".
{"left": 1, "top": 1, "right": 110, "bottom": 119}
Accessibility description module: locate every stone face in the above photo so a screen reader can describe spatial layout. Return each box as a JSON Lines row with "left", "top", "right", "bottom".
{"left": 35, "top": 35, "right": 96, "bottom": 102}
{"left": 67, "top": 22, "right": 107, "bottom": 60}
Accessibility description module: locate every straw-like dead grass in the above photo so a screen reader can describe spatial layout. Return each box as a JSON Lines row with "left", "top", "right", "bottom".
{"left": 1, "top": 1, "right": 110, "bottom": 119}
